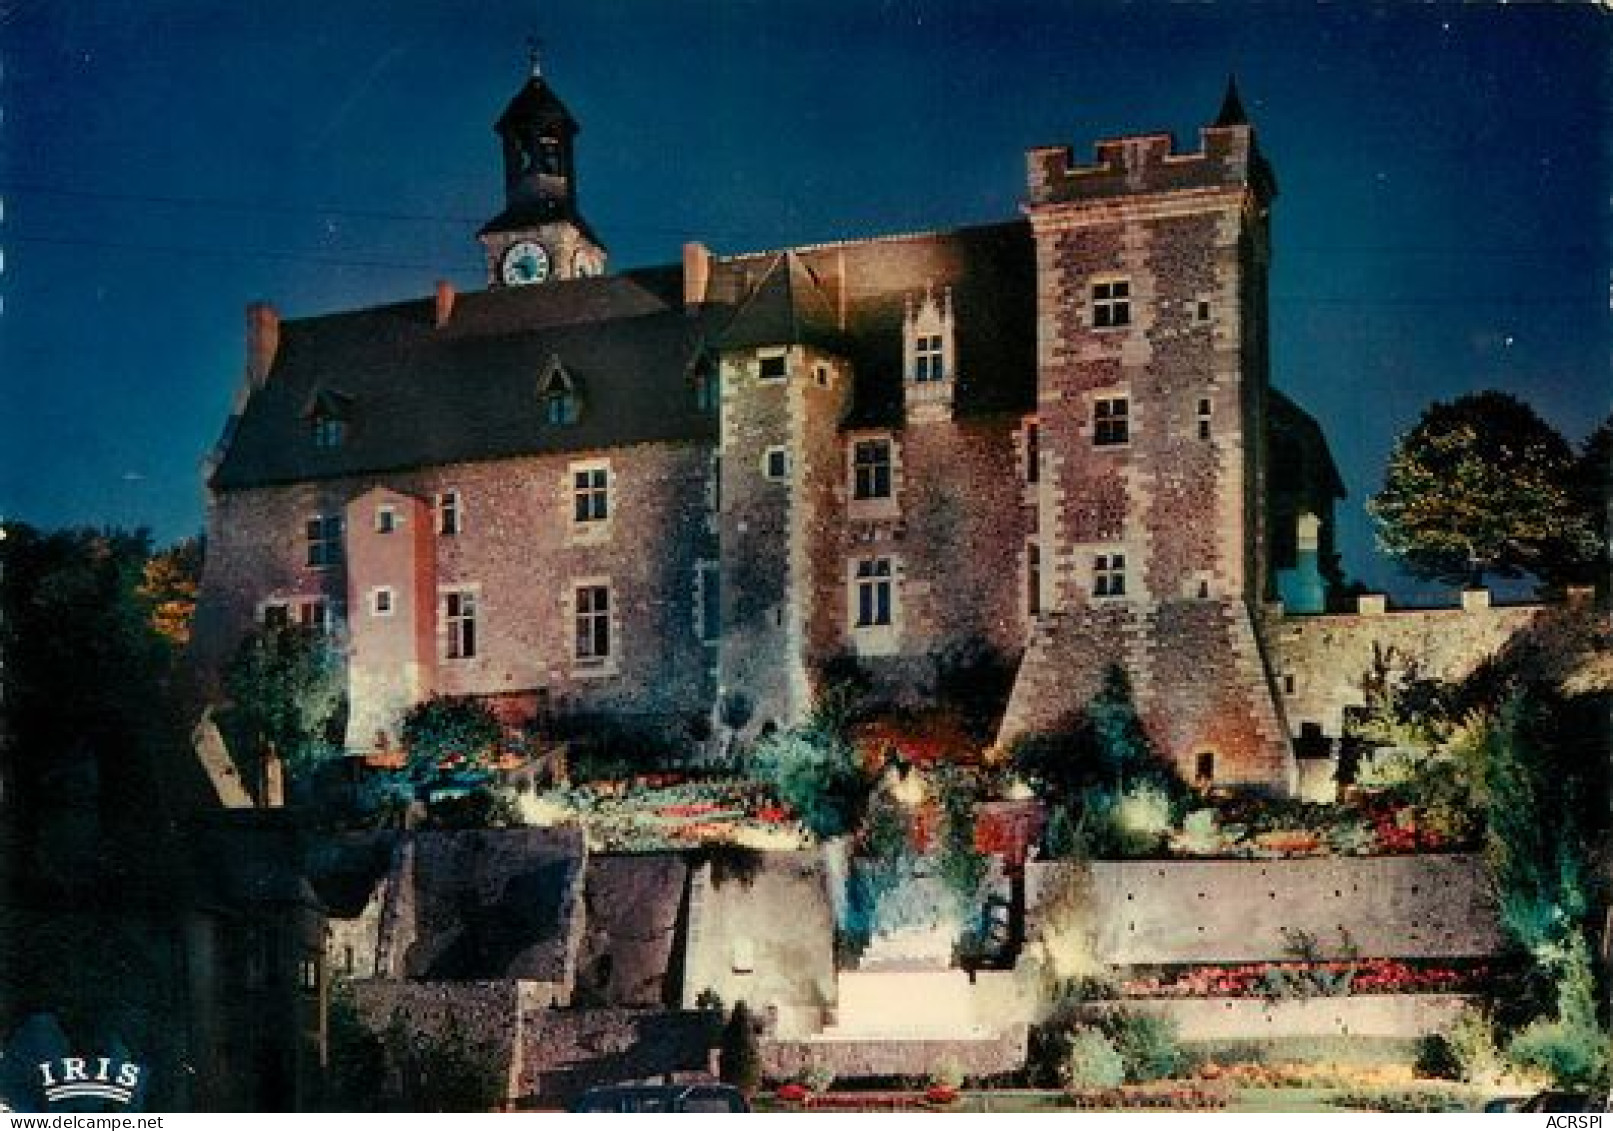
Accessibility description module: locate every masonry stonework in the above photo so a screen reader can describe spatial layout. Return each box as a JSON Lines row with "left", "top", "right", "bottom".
{"left": 193, "top": 73, "right": 1351, "bottom": 796}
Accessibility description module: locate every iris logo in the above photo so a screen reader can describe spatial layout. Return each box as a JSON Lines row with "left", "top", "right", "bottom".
{"left": 36, "top": 1057, "right": 143, "bottom": 1105}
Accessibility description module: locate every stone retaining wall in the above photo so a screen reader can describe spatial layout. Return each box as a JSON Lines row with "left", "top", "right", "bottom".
{"left": 1098, "top": 993, "right": 1472, "bottom": 1042}
{"left": 1028, "top": 854, "right": 1504, "bottom": 966}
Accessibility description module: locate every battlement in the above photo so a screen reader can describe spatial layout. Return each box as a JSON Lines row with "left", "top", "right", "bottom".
{"left": 1027, "top": 123, "right": 1273, "bottom": 208}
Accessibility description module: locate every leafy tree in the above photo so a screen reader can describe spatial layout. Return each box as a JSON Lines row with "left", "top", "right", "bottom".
{"left": 137, "top": 536, "right": 202, "bottom": 647}
{"left": 1368, "top": 391, "right": 1596, "bottom": 586}
{"left": 0, "top": 524, "right": 197, "bottom": 1094}
{"left": 399, "top": 695, "right": 502, "bottom": 781}
{"left": 1567, "top": 415, "right": 1611, "bottom": 587}
{"left": 223, "top": 622, "right": 346, "bottom": 781}
{"left": 719, "top": 1001, "right": 762, "bottom": 1096}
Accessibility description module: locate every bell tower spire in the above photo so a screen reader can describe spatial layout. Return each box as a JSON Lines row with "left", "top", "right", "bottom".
{"left": 478, "top": 48, "right": 607, "bottom": 288}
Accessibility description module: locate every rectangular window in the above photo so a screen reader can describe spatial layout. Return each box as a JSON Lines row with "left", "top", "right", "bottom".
{"left": 1094, "top": 397, "right": 1130, "bottom": 446}
{"left": 575, "top": 584, "right": 611, "bottom": 665}
{"left": 305, "top": 515, "right": 343, "bottom": 568}
{"left": 299, "top": 957, "right": 319, "bottom": 994}
{"left": 1093, "top": 552, "right": 1127, "bottom": 598}
{"left": 764, "top": 447, "right": 789, "bottom": 482}
{"left": 854, "top": 558, "right": 893, "bottom": 627}
{"left": 297, "top": 598, "right": 334, "bottom": 634}
{"left": 1027, "top": 541, "right": 1042, "bottom": 617}
{"left": 1092, "top": 278, "right": 1131, "bottom": 328}
{"left": 1196, "top": 300, "right": 1212, "bottom": 323}
{"left": 573, "top": 466, "right": 609, "bottom": 523}
{"left": 1197, "top": 397, "right": 1212, "bottom": 441}
{"left": 758, "top": 354, "right": 787, "bottom": 381}
{"left": 852, "top": 439, "right": 892, "bottom": 500}
{"left": 913, "top": 334, "right": 946, "bottom": 382}
{"left": 437, "top": 490, "right": 461, "bottom": 536}
{"left": 262, "top": 602, "right": 291, "bottom": 630}
{"left": 443, "top": 590, "right": 477, "bottom": 659}
{"left": 697, "top": 562, "right": 721, "bottom": 643}
{"left": 371, "top": 587, "right": 394, "bottom": 617}
{"left": 375, "top": 505, "right": 397, "bottom": 534}
{"left": 1025, "top": 422, "right": 1040, "bottom": 485}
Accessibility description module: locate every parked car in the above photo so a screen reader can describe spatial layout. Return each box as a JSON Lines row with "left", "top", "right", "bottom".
{"left": 1518, "top": 1091, "right": 1608, "bottom": 1113}
{"left": 568, "top": 1083, "right": 750, "bottom": 1113}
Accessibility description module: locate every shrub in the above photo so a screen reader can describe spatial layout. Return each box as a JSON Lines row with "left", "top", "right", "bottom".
{"left": 401, "top": 695, "right": 501, "bottom": 779}
{"left": 1416, "top": 1006, "right": 1502, "bottom": 1083}
{"left": 719, "top": 1002, "right": 763, "bottom": 1096}
{"left": 1507, "top": 935, "right": 1608, "bottom": 1089}
{"left": 801, "top": 1059, "right": 836, "bottom": 1095}
{"left": 930, "top": 1059, "right": 965, "bottom": 1091}
{"left": 1101, "top": 1009, "right": 1183, "bottom": 1082}
{"left": 1099, "top": 781, "right": 1175, "bottom": 857}
{"left": 1061, "top": 1028, "right": 1125, "bottom": 1092}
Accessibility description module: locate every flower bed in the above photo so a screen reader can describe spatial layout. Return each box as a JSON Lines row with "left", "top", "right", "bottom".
{"left": 1122, "top": 959, "right": 1491, "bottom": 999}
{"left": 1065, "top": 1087, "right": 1228, "bottom": 1111}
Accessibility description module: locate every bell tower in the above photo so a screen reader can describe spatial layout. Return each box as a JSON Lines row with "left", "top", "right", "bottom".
{"left": 478, "top": 47, "right": 607, "bottom": 288}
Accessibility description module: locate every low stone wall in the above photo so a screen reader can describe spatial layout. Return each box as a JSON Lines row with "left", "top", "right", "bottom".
{"left": 350, "top": 979, "right": 522, "bottom": 1100}
{"left": 516, "top": 1008, "right": 718, "bottom": 1105}
{"left": 1098, "top": 993, "right": 1472, "bottom": 1042}
{"left": 764, "top": 1027, "right": 1028, "bottom": 1082}
{"left": 1027, "top": 854, "right": 1504, "bottom": 966}
{"left": 1271, "top": 600, "right": 1544, "bottom": 738}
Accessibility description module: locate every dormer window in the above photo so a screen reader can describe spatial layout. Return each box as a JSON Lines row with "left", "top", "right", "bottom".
{"left": 692, "top": 357, "right": 719, "bottom": 413}
{"left": 914, "top": 335, "right": 945, "bottom": 382}
{"left": 312, "top": 415, "right": 345, "bottom": 449}
{"left": 539, "top": 356, "right": 581, "bottom": 425}
{"left": 303, "top": 388, "right": 353, "bottom": 449}
{"left": 903, "top": 287, "right": 956, "bottom": 419}
{"left": 903, "top": 287, "right": 955, "bottom": 387}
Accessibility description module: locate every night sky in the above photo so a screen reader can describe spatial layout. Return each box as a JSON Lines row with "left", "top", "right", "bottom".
{"left": 2, "top": 2, "right": 1607, "bottom": 601}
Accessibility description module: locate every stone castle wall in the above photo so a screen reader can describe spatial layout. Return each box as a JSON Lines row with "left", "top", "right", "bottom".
{"left": 1007, "top": 113, "right": 1292, "bottom": 790}
{"left": 1270, "top": 598, "right": 1546, "bottom": 738}
{"left": 195, "top": 442, "right": 718, "bottom": 745}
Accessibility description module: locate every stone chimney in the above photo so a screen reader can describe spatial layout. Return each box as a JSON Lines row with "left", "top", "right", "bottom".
{"left": 435, "top": 280, "right": 456, "bottom": 328}
{"left": 245, "top": 301, "right": 280, "bottom": 389}
{"left": 683, "top": 242, "right": 711, "bottom": 308}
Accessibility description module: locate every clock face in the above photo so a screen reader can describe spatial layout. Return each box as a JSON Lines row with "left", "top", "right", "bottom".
{"left": 500, "top": 240, "right": 551, "bottom": 286}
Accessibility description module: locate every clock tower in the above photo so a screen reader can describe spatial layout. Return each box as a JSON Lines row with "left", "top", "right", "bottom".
{"left": 478, "top": 53, "right": 607, "bottom": 287}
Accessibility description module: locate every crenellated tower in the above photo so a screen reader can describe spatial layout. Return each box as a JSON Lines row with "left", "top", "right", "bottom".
{"left": 1000, "top": 79, "right": 1295, "bottom": 792}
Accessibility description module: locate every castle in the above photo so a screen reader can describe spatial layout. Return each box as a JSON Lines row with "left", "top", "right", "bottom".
{"left": 192, "top": 66, "right": 1348, "bottom": 793}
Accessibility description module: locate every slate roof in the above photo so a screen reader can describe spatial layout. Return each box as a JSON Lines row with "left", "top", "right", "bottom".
{"left": 1269, "top": 388, "right": 1347, "bottom": 499}
{"left": 722, "top": 220, "right": 1040, "bottom": 428}
{"left": 211, "top": 267, "right": 714, "bottom": 490}
{"left": 210, "top": 220, "right": 1042, "bottom": 490}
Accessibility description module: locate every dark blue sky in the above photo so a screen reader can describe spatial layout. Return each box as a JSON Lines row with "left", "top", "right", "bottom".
{"left": 2, "top": 1, "right": 1607, "bottom": 601}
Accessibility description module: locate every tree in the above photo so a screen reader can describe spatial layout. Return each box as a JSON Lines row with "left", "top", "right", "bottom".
{"left": 1368, "top": 391, "right": 1596, "bottom": 586}
{"left": 1568, "top": 416, "right": 1611, "bottom": 588}
{"left": 137, "top": 536, "right": 203, "bottom": 647}
{"left": 718, "top": 1001, "right": 762, "bottom": 1096}
{"left": 223, "top": 622, "right": 346, "bottom": 782}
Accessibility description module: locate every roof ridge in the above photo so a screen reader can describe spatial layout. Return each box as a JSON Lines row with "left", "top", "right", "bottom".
{"left": 719, "top": 217, "right": 1023, "bottom": 263}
